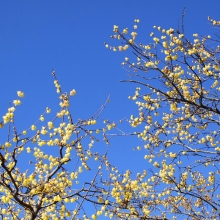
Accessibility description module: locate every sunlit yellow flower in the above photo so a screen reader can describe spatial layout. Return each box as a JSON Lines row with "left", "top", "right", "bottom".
{"left": 17, "top": 91, "right": 25, "bottom": 97}
{"left": 13, "top": 99, "right": 21, "bottom": 106}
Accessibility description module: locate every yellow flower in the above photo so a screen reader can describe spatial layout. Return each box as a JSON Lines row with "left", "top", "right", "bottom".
{"left": 5, "top": 142, "right": 11, "bottom": 148}
{"left": 131, "top": 32, "right": 137, "bottom": 38}
{"left": 48, "top": 121, "right": 54, "bottom": 129}
{"left": 118, "top": 46, "right": 123, "bottom": 51}
{"left": 91, "top": 214, "right": 97, "bottom": 220}
{"left": 123, "top": 28, "right": 128, "bottom": 34}
{"left": 129, "top": 39, "right": 134, "bottom": 45}
{"left": 17, "top": 91, "right": 24, "bottom": 97}
{"left": 123, "top": 45, "right": 129, "bottom": 50}
{"left": 41, "top": 128, "right": 47, "bottom": 135}
{"left": 153, "top": 37, "right": 159, "bottom": 44}
{"left": 145, "top": 45, "right": 151, "bottom": 50}
{"left": 31, "top": 125, "right": 36, "bottom": 130}
{"left": 113, "top": 25, "right": 118, "bottom": 32}
{"left": 70, "top": 89, "right": 76, "bottom": 96}
{"left": 46, "top": 107, "right": 51, "bottom": 113}
{"left": 13, "top": 100, "right": 21, "bottom": 106}
{"left": 64, "top": 198, "right": 69, "bottom": 203}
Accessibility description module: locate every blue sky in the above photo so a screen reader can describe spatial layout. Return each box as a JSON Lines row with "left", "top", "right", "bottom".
{"left": 1, "top": 1, "right": 220, "bottom": 217}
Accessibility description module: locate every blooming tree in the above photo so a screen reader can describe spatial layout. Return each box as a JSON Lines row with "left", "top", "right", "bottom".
{"left": 2, "top": 11, "right": 220, "bottom": 220}
{"left": 0, "top": 71, "right": 119, "bottom": 219}
{"left": 104, "top": 13, "right": 220, "bottom": 219}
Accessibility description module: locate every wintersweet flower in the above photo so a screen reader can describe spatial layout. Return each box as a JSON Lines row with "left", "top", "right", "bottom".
{"left": 17, "top": 91, "right": 24, "bottom": 97}
{"left": 13, "top": 100, "right": 21, "bottom": 106}
{"left": 31, "top": 125, "right": 36, "bottom": 130}
{"left": 70, "top": 89, "right": 76, "bottom": 96}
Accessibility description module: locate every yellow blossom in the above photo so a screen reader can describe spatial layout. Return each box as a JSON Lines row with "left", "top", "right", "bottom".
{"left": 17, "top": 91, "right": 24, "bottom": 97}
{"left": 70, "top": 89, "right": 76, "bottom": 96}
{"left": 13, "top": 100, "right": 21, "bottom": 106}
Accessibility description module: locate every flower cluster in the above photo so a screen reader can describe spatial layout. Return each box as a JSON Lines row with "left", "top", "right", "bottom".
{"left": 105, "top": 16, "right": 220, "bottom": 219}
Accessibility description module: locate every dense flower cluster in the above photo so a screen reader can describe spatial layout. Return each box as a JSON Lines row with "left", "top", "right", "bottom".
{"left": 0, "top": 72, "right": 117, "bottom": 219}
{"left": 104, "top": 16, "right": 220, "bottom": 219}
{"left": 2, "top": 14, "right": 220, "bottom": 220}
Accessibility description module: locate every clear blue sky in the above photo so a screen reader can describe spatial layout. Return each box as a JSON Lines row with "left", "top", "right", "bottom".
{"left": 0, "top": 1, "right": 220, "bottom": 217}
